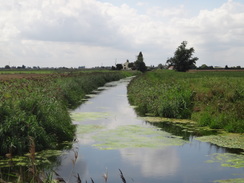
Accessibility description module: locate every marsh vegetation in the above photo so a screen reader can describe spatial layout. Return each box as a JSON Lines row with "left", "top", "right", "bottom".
{"left": 0, "top": 70, "right": 243, "bottom": 182}
{"left": 0, "top": 71, "right": 135, "bottom": 156}
{"left": 128, "top": 70, "right": 244, "bottom": 133}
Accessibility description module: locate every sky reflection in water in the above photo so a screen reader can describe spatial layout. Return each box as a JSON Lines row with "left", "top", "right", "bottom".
{"left": 56, "top": 78, "right": 244, "bottom": 183}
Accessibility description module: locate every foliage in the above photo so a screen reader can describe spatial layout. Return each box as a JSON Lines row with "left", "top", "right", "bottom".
{"left": 127, "top": 70, "right": 244, "bottom": 133}
{"left": 134, "top": 52, "right": 147, "bottom": 72}
{"left": 4, "top": 65, "right": 10, "bottom": 69}
{"left": 116, "top": 64, "right": 123, "bottom": 70}
{"left": 128, "top": 70, "right": 193, "bottom": 119}
{"left": 198, "top": 64, "right": 214, "bottom": 70}
{"left": 128, "top": 62, "right": 134, "bottom": 69}
{"left": 166, "top": 41, "right": 198, "bottom": 72}
{"left": 0, "top": 71, "right": 135, "bottom": 155}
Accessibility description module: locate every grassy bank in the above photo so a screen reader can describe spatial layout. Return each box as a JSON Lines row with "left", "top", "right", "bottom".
{"left": 127, "top": 70, "right": 244, "bottom": 133}
{"left": 0, "top": 71, "right": 135, "bottom": 155}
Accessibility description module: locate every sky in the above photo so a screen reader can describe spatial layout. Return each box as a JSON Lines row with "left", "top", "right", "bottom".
{"left": 0, "top": 0, "right": 244, "bottom": 68}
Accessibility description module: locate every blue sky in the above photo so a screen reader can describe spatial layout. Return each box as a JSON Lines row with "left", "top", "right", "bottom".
{"left": 0, "top": 0, "right": 244, "bottom": 68}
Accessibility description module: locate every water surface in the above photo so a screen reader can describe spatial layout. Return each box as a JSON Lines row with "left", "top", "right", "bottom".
{"left": 56, "top": 77, "right": 244, "bottom": 183}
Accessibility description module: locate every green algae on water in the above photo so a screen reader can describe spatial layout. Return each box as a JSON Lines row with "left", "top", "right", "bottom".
{"left": 92, "top": 125, "right": 187, "bottom": 150}
{"left": 141, "top": 116, "right": 196, "bottom": 124}
{"left": 71, "top": 112, "right": 110, "bottom": 122}
{"left": 0, "top": 150, "right": 63, "bottom": 168}
{"left": 196, "top": 133, "right": 244, "bottom": 150}
{"left": 207, "top": 153, "right": 244, "bottom": 168}
{"left": 214, "top": 178, "right": 244, "bottom": 183}
{"left": 76, "top": 124, "right": 105, "bottom": 135}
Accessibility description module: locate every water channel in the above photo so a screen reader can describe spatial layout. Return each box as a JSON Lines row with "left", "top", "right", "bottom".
{"left": 55, "top": 77, "right": 244, "bottom": 183}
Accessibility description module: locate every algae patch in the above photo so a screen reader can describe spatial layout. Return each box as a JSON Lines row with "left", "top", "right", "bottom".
{"left": 76, "top": 124, "right": 105, "bottom": 135}
{"left": 196, "top": 133, "right": 244, "bottom": 150}
{"left": 143, "top": 116, "right": 244, "bottom": 150}
{"left": 142, "top": 116, "right": 218, "bottom": 136}
{"left": 92, "top": 125, "right": 187, "bottom": 150}
{"left": 214, "top": 178, "right": 244, "bottom": 183}
{"left": 207, "top": 153, "right": 244, "bottom": 168}
{"left": 141, "top": 116, "right": 195, "bottom": 124}
{"left": 71, "top": 112, "right": 110, "bottom": 122}
{"left": 0, "top": 150, "right": 63, "bottom": 168}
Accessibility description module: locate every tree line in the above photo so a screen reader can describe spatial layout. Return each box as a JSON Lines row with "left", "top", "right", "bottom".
{"left": 2, "top": 41, "right": 242, "bottom": 72}
{"left": 116, "top": 41, "right": 242, "bottom": 73}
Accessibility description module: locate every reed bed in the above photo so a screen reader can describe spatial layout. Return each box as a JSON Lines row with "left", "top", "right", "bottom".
{"left": 0, "top": 71, "right": 135, "bottom": 156}
{"left": 127, "top": 70, "right": 244, "bottom": 133}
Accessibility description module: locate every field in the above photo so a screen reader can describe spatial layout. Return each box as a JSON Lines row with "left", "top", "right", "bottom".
{"left": 127, "top": 70, "right": 244, "bottom": 133}
{"left": 0, "top": 70, "right": 136, "bottom": 156}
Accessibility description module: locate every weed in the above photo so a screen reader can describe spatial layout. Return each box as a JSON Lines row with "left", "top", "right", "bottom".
{"left": 0, "top": 71, "right": 136, "bottom": 156}
{"left": 128, "top": 70, "right": 244, "bottom": 133}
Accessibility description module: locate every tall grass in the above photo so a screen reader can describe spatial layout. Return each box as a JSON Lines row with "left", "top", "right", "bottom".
{"left": 0, "top": 71, "right": 135, "bottom": 156}
{"left": 128, "top": 71, "right": 194, "bottom": 119}
{"left": 127, "top": 70, "right": 244, "bottom": 133}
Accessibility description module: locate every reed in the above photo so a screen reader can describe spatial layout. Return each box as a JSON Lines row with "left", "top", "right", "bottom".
{"left": 0, "top": 71, "right": 136, "bottom": 156}
{"left": 128, "top": 70, "right": 244, "bottom": 133}
{"left": 119, "top": 169, "right": 127, "bottom": 183}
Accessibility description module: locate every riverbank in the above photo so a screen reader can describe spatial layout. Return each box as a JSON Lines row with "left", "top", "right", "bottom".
{"left": 0, "top": 70, "right": 137, "bottom": 155}
{"left": 1, "top": 73, "right": 243, "bottom": 183}
{"left": 127, "top": 70, "right": 244, "bottom": 133}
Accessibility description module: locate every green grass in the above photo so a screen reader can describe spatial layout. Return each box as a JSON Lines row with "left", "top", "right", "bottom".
{"left": 127, "top": 70, "right": 244, "bottom": 133}
{"left": 0, "top": 70, "right": 136, "bottom": 155}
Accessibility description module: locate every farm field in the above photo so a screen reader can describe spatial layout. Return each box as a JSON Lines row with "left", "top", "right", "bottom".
{"left": 0, "top": 69, "right": 115, "bottom": 80}
{"left": 128, "top": 70, "right": 244, "bottom": 133}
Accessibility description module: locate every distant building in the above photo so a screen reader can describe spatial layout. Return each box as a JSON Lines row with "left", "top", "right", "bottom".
{"left": 123, "top": 60, "right": 129, "bottom": 70}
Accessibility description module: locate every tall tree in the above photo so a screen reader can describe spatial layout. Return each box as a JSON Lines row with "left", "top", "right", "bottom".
{"left": 135, "top": 52, "right": 147, "bottom": 72}
{"left": 166, "top": 41, "right": 198, "bottom": 72}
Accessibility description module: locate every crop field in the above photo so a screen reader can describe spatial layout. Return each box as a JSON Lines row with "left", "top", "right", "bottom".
{"left": 0, "top": 70, "right": 135, "bottom": 156}
{"left": 128, "top": 70, "right": 244, "bottom": 133}
{"left": 0, "top": 69, "right": 116, "bottom": 80}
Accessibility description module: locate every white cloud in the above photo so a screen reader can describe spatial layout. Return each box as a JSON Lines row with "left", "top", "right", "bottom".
{"left": 147, "top": 5, "right": 186, "bottom": 18}
{"left": 0, "top": 0, "right": 243, "bottom": 67}
{"left": 120, "top": 148, "right": 179, "bottom": 177}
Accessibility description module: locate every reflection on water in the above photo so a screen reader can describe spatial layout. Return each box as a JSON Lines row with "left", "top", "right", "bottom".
{"left": 55, "top": 77, "right": 244, "bottom": 183}
{"left": 120, "top": 147, "right": 179, "bottom": 177}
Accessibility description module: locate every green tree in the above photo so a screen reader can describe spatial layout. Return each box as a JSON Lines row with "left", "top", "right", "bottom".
{"left": 199, "top": 64, "right": 208, "bottom": 69}
{"left": 128, "top": 62, "right": 134, "bottom": 69}
{"left": 166, "top": 41, "right": 198, "bottom": 72}
{"left": 135, "top": 52, "right": 147, "bottom": 72}
{"left": 5, "top": 65, "right": 10, "bottom": 69}
{"left": 116, "top": 64, "right": 123, "bottom": 70}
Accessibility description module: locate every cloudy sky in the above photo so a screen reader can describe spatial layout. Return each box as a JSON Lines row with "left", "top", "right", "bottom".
{"left": 0, "top": 0, "right": 244, "bottom": 68}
